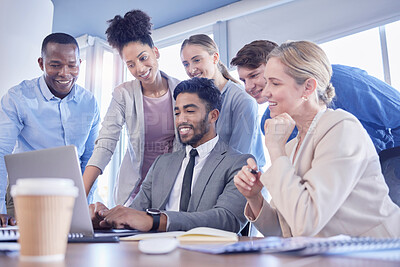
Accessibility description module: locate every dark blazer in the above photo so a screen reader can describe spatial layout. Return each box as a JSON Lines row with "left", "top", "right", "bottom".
{"left": 130, "top": 141, "right": 252, "bottom": 233}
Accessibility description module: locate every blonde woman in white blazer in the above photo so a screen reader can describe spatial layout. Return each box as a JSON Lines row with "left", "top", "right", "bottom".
{"left": 83, "top": 10, "right": 181, "bottom": 205}
{"left": 234, "top": 41, "right": 400, "bottom": 238}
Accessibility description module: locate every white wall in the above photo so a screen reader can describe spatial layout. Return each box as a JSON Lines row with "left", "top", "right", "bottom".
{"left": 0, "top": 0, "right": 54, "bottom": 98}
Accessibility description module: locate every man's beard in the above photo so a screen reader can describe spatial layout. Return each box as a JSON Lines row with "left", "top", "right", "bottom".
{"left": 178, "top": 115, "right": 210, "bottom": 146}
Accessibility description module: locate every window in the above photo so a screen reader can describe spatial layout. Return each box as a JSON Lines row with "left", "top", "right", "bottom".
{"left": 95, "top": 50, "right": 115, "bottom": 204}
{"left": 320, "top": 27, "right": 384, "bottom": 81}
{"left": 158, "top": 42, "right": 188, "bottom": 81}
{"left": 76, "top": 59, "right": 86, "bottom": 88}
{"left": 386, "top": 20, "right": 400, "bottom": 90}
{"left": 320, "top": 19, "right": 400, "bottom": 92}
{"left": 77, "top": 36, "right": 122, "bottom": 207}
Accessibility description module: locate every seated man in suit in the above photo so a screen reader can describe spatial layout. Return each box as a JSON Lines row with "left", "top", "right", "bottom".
{"left": 90, "top": 77, "right": 251, "bottom": 233}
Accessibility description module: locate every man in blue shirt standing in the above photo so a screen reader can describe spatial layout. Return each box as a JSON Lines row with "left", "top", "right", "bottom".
{"left": 0, "top": 33, "right": 100, "bottom": 224}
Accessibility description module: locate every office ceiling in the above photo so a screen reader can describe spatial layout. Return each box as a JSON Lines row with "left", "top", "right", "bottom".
{"left": 51, "top": 0, "right": 240, "bottom": 40}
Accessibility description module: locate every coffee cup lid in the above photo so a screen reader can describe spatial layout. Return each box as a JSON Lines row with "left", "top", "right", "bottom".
{"left": 11, "top": 178, "right": 78, "bottom": 197}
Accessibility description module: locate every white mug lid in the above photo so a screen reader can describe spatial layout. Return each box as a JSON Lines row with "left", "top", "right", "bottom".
{"left": 11, "top": 178, "right": 78, "bottom": 197}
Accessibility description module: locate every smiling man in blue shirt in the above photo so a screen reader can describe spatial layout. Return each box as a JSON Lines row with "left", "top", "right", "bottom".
{"left": 0, "top": 33, "right": 100, "bottom": 223}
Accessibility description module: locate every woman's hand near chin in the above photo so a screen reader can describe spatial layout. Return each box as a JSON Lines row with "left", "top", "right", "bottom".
{"left": 264, "top": 113, "right": 296, "bottom": 163}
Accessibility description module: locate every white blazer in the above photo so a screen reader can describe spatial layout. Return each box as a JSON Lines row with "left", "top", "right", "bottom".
{"left": 246, "top": 109, "right": 400, "bottom": 238}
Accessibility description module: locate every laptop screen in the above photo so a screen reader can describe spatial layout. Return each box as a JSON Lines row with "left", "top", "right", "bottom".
{"left": 5, "top": 145, "right": 94, "bottom": 237}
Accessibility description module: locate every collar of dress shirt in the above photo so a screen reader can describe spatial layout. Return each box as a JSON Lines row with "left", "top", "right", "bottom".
{"left": 39, "top": 75, "right": 78, "bottom": 102}
{"left": 185, "top": 135, "right": 219, "bottom": 159}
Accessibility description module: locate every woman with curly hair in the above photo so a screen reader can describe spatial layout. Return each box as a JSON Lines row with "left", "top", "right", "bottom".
{"left": 83, "top": 10, "right": 181, "bottom": 205}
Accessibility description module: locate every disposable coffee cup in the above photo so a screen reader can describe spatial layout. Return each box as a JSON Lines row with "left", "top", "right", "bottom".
{"left": 11, "top": 178, "right": 78, "bottom": 262}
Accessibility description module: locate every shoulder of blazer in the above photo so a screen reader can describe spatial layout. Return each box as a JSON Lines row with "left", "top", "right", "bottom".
{"left": 318, "top": 109, "right": 361, "bottom": 132}
{"left": 155, "top": 146, "right": 186, "bottom": 163}
{"left": 210, "top": 140, "right": 230, "bottom": 156}
{"left": 211, "top": 141, "right": 251, "bottom": 164}
{"left": 160, "top": 71, "right": 181, "bottom": 91}
{"left": 111, "top": 79, "right": 142, "bottom": 102}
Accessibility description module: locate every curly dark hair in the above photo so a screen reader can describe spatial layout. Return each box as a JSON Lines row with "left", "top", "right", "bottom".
{"left": 230, "top": 40, "right": 278, "bottom": 69}
{"left": 105, "top": 9, "right": 154, "bottom": 53}
{"left": 173, "top": 78, "right": 222, "bottom": 113}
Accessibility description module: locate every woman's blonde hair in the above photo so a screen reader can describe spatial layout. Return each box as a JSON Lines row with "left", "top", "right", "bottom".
{"left": 267, "top": 40, "right": 335, "bottom": 106}
{"left": 181, "top": 34, "right": 240, "bottom": 84}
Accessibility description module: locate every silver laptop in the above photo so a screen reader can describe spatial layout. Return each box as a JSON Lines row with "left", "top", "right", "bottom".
{"left": 5, "top": 145, "right": 138, "bottom": 241}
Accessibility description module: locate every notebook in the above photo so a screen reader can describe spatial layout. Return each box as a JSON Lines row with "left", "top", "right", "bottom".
{"left": 179, "top": 235, "right": 400, "bottom": 260}
{"left": 4, "top": 145, "right": 140, "bottom": 243}
{"left": 121, "top": 227, "right": 239, "bottom": 242}
{"left": 0, "top": 226, "right": 19, "bottom": 241}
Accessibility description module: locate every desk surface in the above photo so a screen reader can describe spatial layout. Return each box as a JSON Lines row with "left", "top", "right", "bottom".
{"left": 1, "top": 238, "right": 399, "bottom": 267}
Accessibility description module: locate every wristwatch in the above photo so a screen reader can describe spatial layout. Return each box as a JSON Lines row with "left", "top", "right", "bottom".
{"left": 146, "top": 208, "right": 161, "bottom": 231}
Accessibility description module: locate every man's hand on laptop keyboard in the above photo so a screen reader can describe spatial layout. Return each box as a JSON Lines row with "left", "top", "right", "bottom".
{"left": 89, "top": 202, "right": 111, "bottom": 229}
{"left": 98, "top": 205, "right": 154, "bottom": 231}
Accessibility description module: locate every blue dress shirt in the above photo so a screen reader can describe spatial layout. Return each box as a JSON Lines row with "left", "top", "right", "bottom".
{"left": 0, "top": 76, "right": 100, "bottom": 213}
{"left": 260, "top": 64, "right": 400, "bottom": 153}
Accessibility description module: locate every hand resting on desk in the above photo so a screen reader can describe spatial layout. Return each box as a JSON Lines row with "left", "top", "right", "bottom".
{"left": 89, "top": 202, "right": 161, "bottom": 232}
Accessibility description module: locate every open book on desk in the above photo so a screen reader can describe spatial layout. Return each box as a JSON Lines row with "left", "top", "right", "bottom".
{"left": 121, "top": 227, "right": 238, "bottom": 242}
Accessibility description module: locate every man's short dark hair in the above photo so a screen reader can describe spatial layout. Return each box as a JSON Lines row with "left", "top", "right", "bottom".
{"left": 173, "top": 78, "right": 222, "bottom": 113}
{"left": 230, "top": 40, "right": 278, "bottom": 69}
{"left": 41, "top": 33, "right": 79, "bottom": 57}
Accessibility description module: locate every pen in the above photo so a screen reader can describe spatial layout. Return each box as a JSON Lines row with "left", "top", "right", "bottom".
{"left": 248, "top": 168, "right": 258, "bottom": 175}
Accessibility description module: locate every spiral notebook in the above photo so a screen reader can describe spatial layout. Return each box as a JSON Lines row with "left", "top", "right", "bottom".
{"left": 4, "top": 145, "right": 140, "bottom": 243}
{"left": 180, "top": 235, "right": 400, "bottom": 261}
{"left": 0, "top": 226, "right": 19, "bottom": 241}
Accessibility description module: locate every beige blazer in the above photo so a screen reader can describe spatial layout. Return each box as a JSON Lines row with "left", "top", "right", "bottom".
{"left": 247, "top": 109, "right": 400, "bottom": 238}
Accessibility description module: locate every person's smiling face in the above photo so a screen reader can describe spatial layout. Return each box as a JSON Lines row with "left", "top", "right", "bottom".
{"left": 237, "top": 64, "right": 268, "bottom": 104}
{"left": 122, "top": 41, "right": 160, "bottom": 85}
{"left": 262, "top": 57, "right": 304, "bottom": 118}
{"left": 180, "top": 44, "right": 218, "bottom": 80}
{"left": 174, "top": 92, "right": 217, "bottom": 148}
{"left": 38, "top": 43, "right": 80, "bottom": 99}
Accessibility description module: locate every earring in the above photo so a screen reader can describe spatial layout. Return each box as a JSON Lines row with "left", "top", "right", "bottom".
{"left": 301, "top": 95, "right": 308, "bottom": 101}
